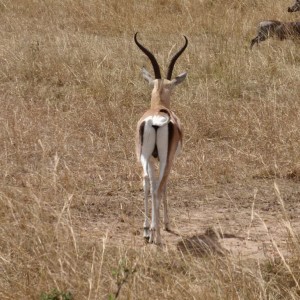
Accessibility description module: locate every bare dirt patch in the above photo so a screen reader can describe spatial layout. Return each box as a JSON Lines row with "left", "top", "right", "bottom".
{"left": 73, "top": 178, "right": 300, "bottom": 261}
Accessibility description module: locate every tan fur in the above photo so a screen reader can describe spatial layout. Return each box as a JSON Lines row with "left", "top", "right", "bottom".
{"left": 136, "top": 79, "right": 182, "bottom": 162}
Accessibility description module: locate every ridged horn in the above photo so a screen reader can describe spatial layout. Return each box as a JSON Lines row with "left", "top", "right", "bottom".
{"left": 166, "top": 36, "right": 188, "bottom": 80}
{"left": 134, "top": 32, "right": 161, "bottom": 79}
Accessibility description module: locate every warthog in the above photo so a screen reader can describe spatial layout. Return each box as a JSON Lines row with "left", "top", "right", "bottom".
{"left": 250, "top": 20, "right": 300, "bottom": 49}
{"left": 288, "top": 0, "right": 300, "bottom": 12}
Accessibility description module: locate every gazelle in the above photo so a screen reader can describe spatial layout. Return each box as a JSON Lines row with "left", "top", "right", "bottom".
{"left": 288, "top": 0, "right": 300, "bottom": 12}
{"left": 250, "top": 20, "right": 300, "bottom": 49}
{"left": 134, "top": 32, "right": 188, "bottom": 245}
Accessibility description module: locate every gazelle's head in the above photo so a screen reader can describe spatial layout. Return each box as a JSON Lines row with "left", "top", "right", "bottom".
{"left": 288, "top": 0, "right": 300, "bottom": 12}
{"left": 134, "top": 32, "right": 188, "bottom": 108}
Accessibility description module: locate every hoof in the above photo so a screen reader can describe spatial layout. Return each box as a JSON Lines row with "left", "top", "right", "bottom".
{"left": 143, "top": 227, "right": 150, "bottom": 239}
{"left": 149, "top": 231, "right": 155, "bottom": 244}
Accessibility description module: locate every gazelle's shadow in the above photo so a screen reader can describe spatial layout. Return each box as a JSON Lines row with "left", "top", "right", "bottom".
{"left": 177, "top": 227, "right": 242, "bottom": 257}
{"left": 165, "top": 228, "right": 180, "bottom": 236}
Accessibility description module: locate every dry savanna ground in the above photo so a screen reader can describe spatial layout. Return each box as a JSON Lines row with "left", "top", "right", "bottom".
{"left": 1, "top": 0, "right": 300, "bottom": 299}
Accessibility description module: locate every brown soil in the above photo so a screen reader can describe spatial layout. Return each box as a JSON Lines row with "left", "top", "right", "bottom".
{"left": 72, "top": 177, "right": 300, "bottom": 261}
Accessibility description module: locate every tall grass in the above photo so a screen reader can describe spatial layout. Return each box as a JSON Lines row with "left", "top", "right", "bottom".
{"left": 1, "top": 0, "right": 300, "bottom": 299}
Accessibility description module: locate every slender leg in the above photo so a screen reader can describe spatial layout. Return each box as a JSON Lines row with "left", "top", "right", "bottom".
{"left": 149, "top": 187, "right": 157, "bottom": 244}
{"left": 141, "top": 157, "right": 156, "bottom": 240}
{"left": 147, "top": 160, "right": 156, "bottom": 243}
{"left": 140, "top": 125, "right": 156, "bottom": 240}
{"left": 150, "top": 125, "right": 169, "bottom": 244}
{"left": 142, "top": 172, "right": 150, "bottom": 239}
{"left": 162, "top": 185, "right": 170, "bottom": 231}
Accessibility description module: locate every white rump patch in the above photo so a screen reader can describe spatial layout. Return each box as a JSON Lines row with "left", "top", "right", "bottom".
{"left": 152, "top": 115, "right": 169, "bottom": 127}
{"left": 144, "top": 114, "right": 170, "bottom": 128}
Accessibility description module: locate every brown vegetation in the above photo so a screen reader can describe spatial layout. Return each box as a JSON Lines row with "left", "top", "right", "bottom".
{"left": 1, "top": 0, "right": 300, "bottom": 299}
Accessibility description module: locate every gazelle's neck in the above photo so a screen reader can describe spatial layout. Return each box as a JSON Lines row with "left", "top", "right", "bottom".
{"left": 150, "top": 79, "right": 171, "bottom": 109}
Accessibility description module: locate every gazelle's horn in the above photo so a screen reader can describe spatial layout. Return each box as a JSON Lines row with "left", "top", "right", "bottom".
{"left": 166, "top": 36, "right": 188, "bottom": 80}
{"left": 134, "top": 32, "right": 162, "bottom": 79}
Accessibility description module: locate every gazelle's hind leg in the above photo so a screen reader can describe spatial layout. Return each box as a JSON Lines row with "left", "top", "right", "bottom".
{"left": 162, "top": 186, "right": 170, "bottom": 231}
{"left": 141, "top": 160, "right": 156, "bottom": 239}
{"left": 140, "top": 125, "right": 156, "bottom": 240}
{"left": 146, "top": 160, "right": 156, "bottom": 239}
{"left": 149, "top": 125, "right": 169, "bottom": 244}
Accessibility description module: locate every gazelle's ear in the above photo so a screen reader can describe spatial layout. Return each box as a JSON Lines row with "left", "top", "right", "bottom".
{"left": 141, "top": 67, "right": 154, "bottom": 85}
{"left": 171, "top": 72, "right": 187, "bottom": 86}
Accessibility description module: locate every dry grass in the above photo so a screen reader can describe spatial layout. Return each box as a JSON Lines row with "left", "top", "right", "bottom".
{"left": 1, "top": 0, "right": 300, "bottom": 299}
